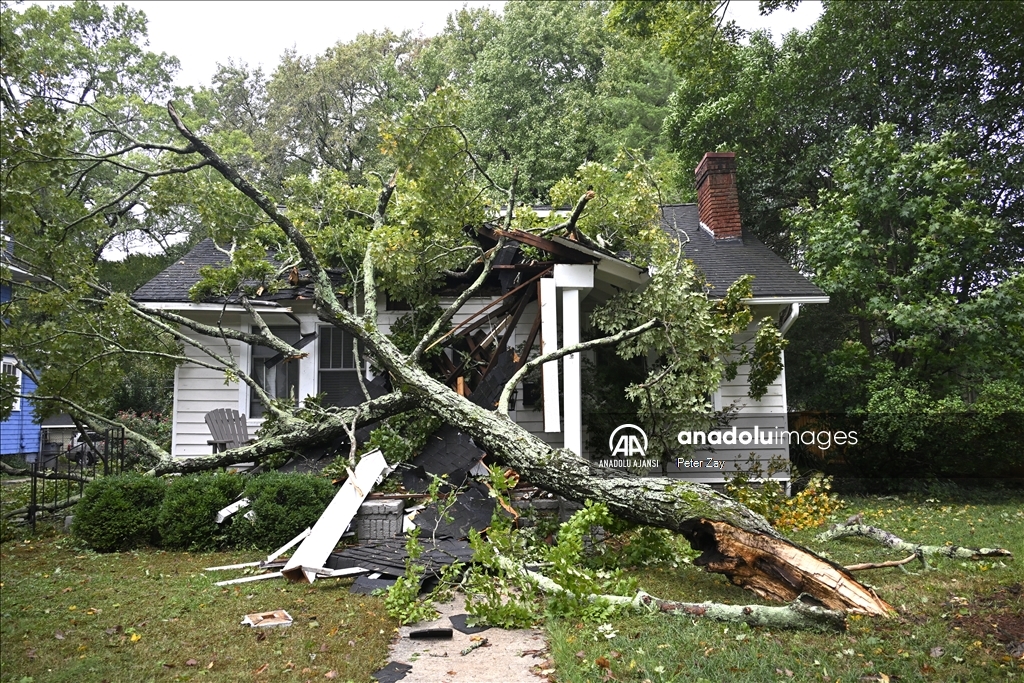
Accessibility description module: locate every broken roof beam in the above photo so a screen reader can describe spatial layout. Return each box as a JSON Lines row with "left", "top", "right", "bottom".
{"left": 482, "top": 286, "right": 535, "bottom": 377}
{"left": 431, "top": 267, "right": 551, "bottom": 351}
{"left": 478, "top": 226, "right": 595, "bottom": 264}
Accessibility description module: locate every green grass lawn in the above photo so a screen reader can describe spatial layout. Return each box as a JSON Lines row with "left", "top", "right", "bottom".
{"left": 0, "top": 537, "right": 397, "bottom": 683}
{"left": 548, "top": 491, "right": 1024, "bottom": 683}
{"left": 2, "top": 489, "right": 1021, "bottom": 683}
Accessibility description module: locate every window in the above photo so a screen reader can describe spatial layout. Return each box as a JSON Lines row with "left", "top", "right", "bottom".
{"left": 250, "top": 327, "right": 300, "bottom": 418}
{"left": 318, "top": 326, "right": 361, "bottom": 407}
{"left": 2, "top": 359, "right": 20, "bottom": 412}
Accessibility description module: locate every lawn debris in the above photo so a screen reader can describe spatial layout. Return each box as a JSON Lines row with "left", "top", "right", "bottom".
{"left": 372, "top": 661, "right": 413, "bottom": 683}
{"left": 215, "top": 571, "right": 283, "bottom": 587}
{"left": 818, "top": 522, "right": 1014, "bottom": 564}
{"left": 409, "top": 627, "right": 453, "bottom": 639}
{"left": 214, "top": 497, "right": 250, "bottom": 523}
{"left": 240, "top": 610, "right": 293, "bottom": 628}
{"left": 460, "top": 637, "right": 489, "bottom": 655}
{"left": 328, "top": 537, "right": 472, "bottom": 581}
{"left": 449, "top": 613, "right": 490, "bottom": 634}
{"left": 283, "top": 449, "right": 390, "bottom": 583}
{"left": 349, "top": 576, "right": 398, "bottom": 595}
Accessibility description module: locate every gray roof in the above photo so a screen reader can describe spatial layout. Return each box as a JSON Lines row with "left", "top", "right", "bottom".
{"left": 132, "top": 238, "right": 335, "bottom": 303}
{"left": 132, "top": 239, "right": 229, "bottom": 302}
{"left": 661, "top": 204, "right": 825, "bottom": 300}
{"left": 135, "top": 211, "right": 824, "bottom": 304}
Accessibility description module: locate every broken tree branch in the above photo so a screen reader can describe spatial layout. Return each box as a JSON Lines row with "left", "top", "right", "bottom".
{"left": 539, "top": 190, "right": 595, "bottom": 239}
{"left": 816, "top": 523, "right": 1014, "bottom": 562}
{"left": 0, "top": 461, "right": 92, "bottom": 483}
{"left": 497, "top": 319, "right": 661, "bottom": 415}
{"left": 845, "top": 555, "right": 919, "bottom": 572}
{"left": 4, "top": 495, "right": 82, "bottom": 519}
{"left": 145, "top": 391, "right": 414, "bottom": 475}
{"left": 410, "top": 236, "right": 506, "bottom": 363}
{"left": 491, "top": 552, "right": 848, "bottom": 631}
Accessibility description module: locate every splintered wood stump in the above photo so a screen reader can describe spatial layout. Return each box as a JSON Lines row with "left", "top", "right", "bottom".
{"left": 680, "top": 519, "right": 894, "bottom": 616}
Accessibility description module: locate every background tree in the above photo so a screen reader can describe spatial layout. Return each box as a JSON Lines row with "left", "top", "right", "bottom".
{"left": 613, "top": 0, "right": 1024, "bottom": 252}
{"left": 1, "top": 0, "right": 185, "bottom": 422}
{"left": 787, "top": 125, "right": 1024, "bottom": 475}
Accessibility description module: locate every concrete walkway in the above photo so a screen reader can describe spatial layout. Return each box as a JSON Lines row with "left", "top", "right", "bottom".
{"left": 383, "top": 593, "right": 550, "bottom": 683}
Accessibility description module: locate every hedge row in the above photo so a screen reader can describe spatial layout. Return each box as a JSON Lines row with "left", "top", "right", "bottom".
{"left": 71, "top": 472, "right": 335, "bottom": 552}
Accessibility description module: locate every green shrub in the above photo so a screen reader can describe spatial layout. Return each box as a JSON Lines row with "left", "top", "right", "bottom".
{"left": 72, "top": 474, "right": 166, "bottom": 552}
{"left": 158, "top": 472, "right": 245, "bottom": 550}
{"left": 229, "top": 472, "right": 335, "bottom": 550}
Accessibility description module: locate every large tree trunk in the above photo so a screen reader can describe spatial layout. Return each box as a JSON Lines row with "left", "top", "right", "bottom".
{"left": 349, "top": 325, "right": 893, "bottom": 616}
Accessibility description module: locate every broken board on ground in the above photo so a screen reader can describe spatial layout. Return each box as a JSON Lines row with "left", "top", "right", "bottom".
{"left": 282, "top": 449, "right": 390, "bottom": 583}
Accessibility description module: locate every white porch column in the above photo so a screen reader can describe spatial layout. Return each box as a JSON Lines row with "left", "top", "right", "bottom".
{"left": 539, "top": 277, "right": 561, "bottom": 432}
{"left": 553, "top": 264, "right": 594, "bottom": 456}
{"left": 561, "top": 287, "right": 581, "bottom": 454}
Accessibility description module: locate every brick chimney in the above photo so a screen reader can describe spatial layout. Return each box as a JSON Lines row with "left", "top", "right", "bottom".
{"left": 695, "top": 152, "right": 741, "bottom": 240}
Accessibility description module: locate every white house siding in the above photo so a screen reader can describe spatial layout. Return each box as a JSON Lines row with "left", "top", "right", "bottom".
{"left": 662, "top": 306, "right": 791, "bottom": 483}
{"left": 168, "top": 300, "right": 790, "bottom": 481}
{"left": 171, "top": 315, "right": 249, "bottom": 457}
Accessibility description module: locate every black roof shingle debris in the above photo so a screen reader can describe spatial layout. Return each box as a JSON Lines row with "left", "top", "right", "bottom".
{"left": 661, "top": 204, "right": 825, "bottom": 300}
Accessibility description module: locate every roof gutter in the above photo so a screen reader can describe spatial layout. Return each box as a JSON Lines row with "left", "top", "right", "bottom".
{"left": 136, "top": 301, "right": 292, "bottom": 312}
{"left": 739, "top": 295, "right": 829, "bottom": 305}
{"left": 779, "top": 303, "right": 801, "bottom": 337}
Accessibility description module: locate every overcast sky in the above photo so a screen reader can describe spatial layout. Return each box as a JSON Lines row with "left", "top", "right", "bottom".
{"left": 94, "top": 1, "right": 824, "bottom": 88}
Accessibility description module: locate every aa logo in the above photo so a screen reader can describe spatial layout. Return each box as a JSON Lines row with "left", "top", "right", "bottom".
{"left": 608, "top": 424, "right": 648, "bottom": 458}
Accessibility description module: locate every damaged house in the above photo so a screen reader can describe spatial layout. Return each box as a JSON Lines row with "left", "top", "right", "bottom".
{"left": 132, "top": 153, "right": 826, "bottom": 486}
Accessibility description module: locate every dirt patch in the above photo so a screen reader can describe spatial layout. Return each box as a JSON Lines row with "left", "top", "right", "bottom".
{"left": 949, "top": 583, "right": 1024, "bottom": 658}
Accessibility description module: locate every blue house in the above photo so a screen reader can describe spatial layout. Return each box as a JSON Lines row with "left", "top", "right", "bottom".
{"left": 1, "top": 246, "right": 42, "bottom": 460}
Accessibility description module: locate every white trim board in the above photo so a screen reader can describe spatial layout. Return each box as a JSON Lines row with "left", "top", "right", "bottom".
{"left": 739, "top": 296, "right": 829, "bottom": 305}
{"left": 282, "top": 449, "right": 390, "bottom": 583}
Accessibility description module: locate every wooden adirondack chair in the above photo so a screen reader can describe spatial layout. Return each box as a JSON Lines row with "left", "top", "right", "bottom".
{"left": 205, "top": 408, "right": 253, "bottom": 453}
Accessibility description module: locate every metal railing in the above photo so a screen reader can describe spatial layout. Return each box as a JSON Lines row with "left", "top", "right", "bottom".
{"left": 22, "top": 427, "right": 125, "bottom": 532}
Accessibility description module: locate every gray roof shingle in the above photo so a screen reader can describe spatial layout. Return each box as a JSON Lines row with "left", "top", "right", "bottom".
{"left": 131, "top": 238, "right": 229, "bottom": 302}
{"left": 134, "top": 211, "right": 824, "bottom": 303}
{"left": 661, "top": 204, "right": 825, "bottom": 300}
{"left": 132, "top": 238, "right": 341, "bottom": 303}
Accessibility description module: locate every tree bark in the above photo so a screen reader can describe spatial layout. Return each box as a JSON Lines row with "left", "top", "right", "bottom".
{"left": 817, "top": 523, "right": 1014, "bottom": 562}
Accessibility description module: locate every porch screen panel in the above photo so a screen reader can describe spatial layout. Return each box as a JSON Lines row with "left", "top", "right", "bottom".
{"left": 250, "top": 326, "right": 300, "bottom": 418}
{"left": 318, "top": 326, "right": 360, "bottom": 407}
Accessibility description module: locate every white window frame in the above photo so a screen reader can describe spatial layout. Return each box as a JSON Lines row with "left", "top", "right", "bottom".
{"left": 2, "top": 357, "right": 22, "bottom": 412}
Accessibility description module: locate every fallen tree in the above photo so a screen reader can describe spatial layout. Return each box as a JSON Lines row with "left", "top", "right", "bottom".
{"left": 3, "top": 89, "right": 893, "bottom": 621}
{"left": 493, "top": 551, "right": 850, "bottom": 632}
